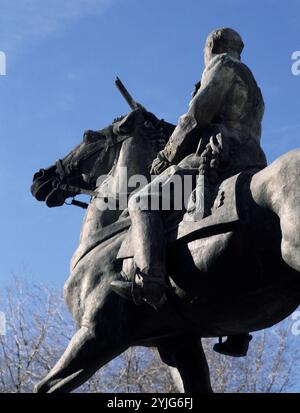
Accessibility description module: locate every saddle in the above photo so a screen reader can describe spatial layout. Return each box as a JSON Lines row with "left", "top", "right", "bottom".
{"left": 117, "top": 172, "right": 247, "bottom": 260}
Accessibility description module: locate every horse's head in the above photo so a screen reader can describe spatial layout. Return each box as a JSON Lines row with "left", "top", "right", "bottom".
{"left": 31, "top": 109, "right": 174, "bottom": 208}
{"left": 31, "top": 125, "right": 118, "bottom": 207}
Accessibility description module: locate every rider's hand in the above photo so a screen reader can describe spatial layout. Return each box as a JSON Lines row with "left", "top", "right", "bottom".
{"left": 150, "top": 151, "right": 171, "bottom": 175}
{"left": 209, "top": 133, "right": 229, "bottom": 164}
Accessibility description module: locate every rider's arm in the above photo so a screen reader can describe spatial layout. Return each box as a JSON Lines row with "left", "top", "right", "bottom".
{"left": 161, "top": 55, "right": 235, "bottom": 165}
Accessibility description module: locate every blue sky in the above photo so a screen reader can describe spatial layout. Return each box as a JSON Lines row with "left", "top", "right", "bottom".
{"left": 0, "top": 0, "right": 299, "bottom": 288}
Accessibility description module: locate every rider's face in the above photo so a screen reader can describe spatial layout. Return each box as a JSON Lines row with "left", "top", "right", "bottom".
{"left": 204, "top": 40, "right": 214, "bottom": 67}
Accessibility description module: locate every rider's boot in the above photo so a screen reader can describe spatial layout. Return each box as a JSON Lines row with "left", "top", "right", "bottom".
{"left": 111, "top": 206, "right": 167, "bottom": 309}
{"left": 213, "top": 333, "right": 252, "bottom": 357}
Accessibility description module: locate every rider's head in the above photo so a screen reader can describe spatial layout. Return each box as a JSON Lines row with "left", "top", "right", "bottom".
{"left": 204, "top": 28, "right": 244, "bottom": 66}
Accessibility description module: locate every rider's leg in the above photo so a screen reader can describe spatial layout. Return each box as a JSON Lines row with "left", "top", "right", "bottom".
{"left": 129, "top": 208, "right": 167, "bottom": 306}
{"left": 112, "top": 166, "right": 185, "bottom": 306}
{"left": 127, "top": 168, "right": 179, "bottom": 306}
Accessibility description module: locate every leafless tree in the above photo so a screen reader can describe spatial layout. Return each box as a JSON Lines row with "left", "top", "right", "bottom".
{"left": 0, "top": 277, "right": 73, "bottom": 393}
{"left": 95, "top": 326, "right": 300, "bottom": 393}
{"left": 201, "top": 324, "right": 300, "bottom": 393}
{"left": 0, "top": 277, "right": 299, "bottom": 393}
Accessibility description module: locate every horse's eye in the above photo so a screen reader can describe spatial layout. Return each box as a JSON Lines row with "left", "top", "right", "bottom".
{"left": 83, "top": 130, "right": 92, "bottom": 143}
{"left": 83, "top": 130, "right": 105, "bottom": 143}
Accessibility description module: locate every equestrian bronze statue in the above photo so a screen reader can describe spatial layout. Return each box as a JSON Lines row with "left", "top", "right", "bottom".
{"left": 31, "top": 28, "right": 300, "bottom": 393}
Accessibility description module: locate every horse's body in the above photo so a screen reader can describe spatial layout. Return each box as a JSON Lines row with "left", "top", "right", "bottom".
{"left": 31, "top": 110, "right": 300, "bottom": 393}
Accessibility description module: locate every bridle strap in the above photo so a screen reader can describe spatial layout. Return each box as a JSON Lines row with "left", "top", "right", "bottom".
{"left": 56, "top": 159, "right": 67, "bottom": 180}
{"left": 57, "top": 132, "right": 133, "bottom": 182}
{"left": 58, "top": 183, "right": 128, "bottom": 209}
{"left": 58, "top": 183, "right": 97, "bottom": 197}
{"left": 57, "top": 122, "right": 167, "bottom": 209}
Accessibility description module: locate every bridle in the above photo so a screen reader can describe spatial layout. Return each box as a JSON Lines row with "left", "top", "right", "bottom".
{"left": 53, "top": 131, "right": 136, "bottom": 209}
{"left": 53, "top": 119, "right": 168, "bottom": 209}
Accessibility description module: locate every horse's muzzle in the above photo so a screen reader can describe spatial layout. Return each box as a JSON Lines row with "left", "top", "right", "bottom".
{"left": 45, "top": 188, "right": 66, "bottom": 208}
{"left": 31, "top": 165, "right": 66, "bottom": 207}
{"left": 31, "top": 166, "right": 57, "bottom": 200}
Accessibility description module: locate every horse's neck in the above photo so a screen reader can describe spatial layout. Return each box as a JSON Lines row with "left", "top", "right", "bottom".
{"left": 79, "top": 134, "right": 154, "bottom": 245}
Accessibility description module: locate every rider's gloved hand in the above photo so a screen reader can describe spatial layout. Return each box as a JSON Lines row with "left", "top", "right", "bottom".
{"left": 209, "top": 133, "right": 229, "bottom": 165}
{"left": 150, "top": 151, "right": 171, "bottom": 175}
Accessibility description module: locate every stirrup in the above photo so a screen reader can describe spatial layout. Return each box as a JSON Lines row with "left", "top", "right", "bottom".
{"left": 132, "top": 269, "right": 166, "bottom": 308}
{"left": 110, "top": 279, "right": 133, "bottom": 301}
{"left": 110, "top": 268, "right": 168, "bottom": 309}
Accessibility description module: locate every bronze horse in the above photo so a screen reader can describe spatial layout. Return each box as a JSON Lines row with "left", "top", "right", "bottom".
{"left": 31, "top": 109, "right": 300, "bottom": 393}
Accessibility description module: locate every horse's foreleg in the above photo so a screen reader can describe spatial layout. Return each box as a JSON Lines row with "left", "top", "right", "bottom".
{"left": 158, "top": 337, "right": 213, "bottom": 393}
{"left": 34, "top": 324, "right": 127, "bottom": 393}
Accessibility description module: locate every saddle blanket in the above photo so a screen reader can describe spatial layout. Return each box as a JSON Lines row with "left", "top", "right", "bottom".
{"left": 117, "top": 172, "right": 245, "bottom": 260}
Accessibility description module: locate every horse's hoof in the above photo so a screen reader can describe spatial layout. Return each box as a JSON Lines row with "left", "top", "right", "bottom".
{"left": 110, "top": 280, "right": 133, "bottom": 301}
{"left": 34, "top": 381, "right": 46, "bottom": 393}
{"left": 213, "top": 334, "right": 252, "bottom": 357}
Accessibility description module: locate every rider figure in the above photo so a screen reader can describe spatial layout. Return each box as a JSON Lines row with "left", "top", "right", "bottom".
{"left": 112, "top": 28, "right": 267, "bottom": 357}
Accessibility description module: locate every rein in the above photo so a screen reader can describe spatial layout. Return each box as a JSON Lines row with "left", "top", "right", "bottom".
{"left": 57, "top": 118, "right": 167, "bottom": 209}
{"left": 58, "top": 182, "right": 127, "bottom": 210}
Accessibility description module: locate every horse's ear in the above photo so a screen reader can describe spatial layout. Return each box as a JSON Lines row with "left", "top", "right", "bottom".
{"left": 113, "top": 110, "right": 144, "bottom": 135}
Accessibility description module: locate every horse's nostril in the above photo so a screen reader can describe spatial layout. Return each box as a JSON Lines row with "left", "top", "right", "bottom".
{"left": 33, "top": 169, "right": 45, "bottom": 181}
